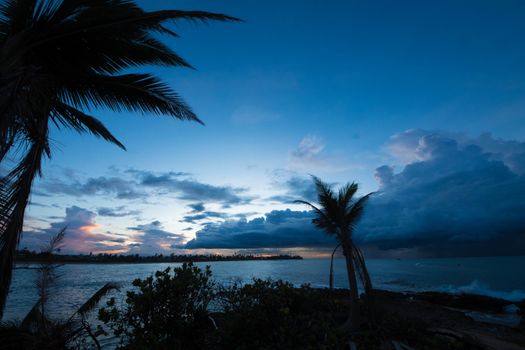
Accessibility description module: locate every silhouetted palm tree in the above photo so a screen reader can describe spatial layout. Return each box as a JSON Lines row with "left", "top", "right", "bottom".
{"left": 0, "top": 0, "right": 238, "bottom": 317}
{"left": 296, "top": 176, "right": 373, "bottom": 332}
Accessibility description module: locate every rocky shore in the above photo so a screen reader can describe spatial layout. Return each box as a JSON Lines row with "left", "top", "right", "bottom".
{"left": 343, "top": 289, "right": 525, "bottom": 349}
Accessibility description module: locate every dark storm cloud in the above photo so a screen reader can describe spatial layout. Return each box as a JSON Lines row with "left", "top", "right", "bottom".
{"left": 183, "top": 131, "right": 525, "bottom": 257}
{"left": 356, "top": 130, "right": 525, "bottom": 257}
{"left": 182, "top": 209, "right": 334, "bottom": 249}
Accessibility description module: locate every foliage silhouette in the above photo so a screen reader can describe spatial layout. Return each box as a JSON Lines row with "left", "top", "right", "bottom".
{"left": 99, "top": 262, "right": 216, "bottom": 350}
{"left": 295, "top": 176, "right": 373, "bottom": 332}
{"left": 0, "top": 0, "right": 238, "bottom": 317}
{"left": 99, "top": 262, "right": 346, "bottom": 350}
{"left": 0, "top": 229, "right": 118, "bottom": 350}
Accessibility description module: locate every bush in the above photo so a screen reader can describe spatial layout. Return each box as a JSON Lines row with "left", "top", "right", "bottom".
{"left": 98, "top": 263, "right": 345, "bottom": 350}
{"left": 216, "top": 279, "right": 344, "bottom": 350}
{"left": 98, "top": 263, "right": 215, "bottom": 350}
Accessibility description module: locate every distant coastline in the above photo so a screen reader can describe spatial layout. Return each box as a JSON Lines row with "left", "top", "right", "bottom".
{"left": 14, "top": 250, "right": 303, "bottom": 265}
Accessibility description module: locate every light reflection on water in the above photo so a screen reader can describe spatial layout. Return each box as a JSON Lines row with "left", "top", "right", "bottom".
{"left": 5, "top": 256, "right": 525, "bottom": 322}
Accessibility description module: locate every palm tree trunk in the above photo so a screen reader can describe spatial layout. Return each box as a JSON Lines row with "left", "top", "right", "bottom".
{"left": 353, "top": 245, "right": 375, "bottom": 324}
{"left": 0, "top": 123, "right": 48, "bottom": 318}
{"left": 329, "top": 243, "right": 341, "bottom": 289}
{"left": 342, "top": 240, "right": 360, "bottom": 332}
{"left": 353, "top": 246, "right": 373, "bottom": 299}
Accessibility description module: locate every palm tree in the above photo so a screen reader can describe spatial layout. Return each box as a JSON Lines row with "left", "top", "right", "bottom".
{"left": 0, "top": 0, "right": 238, "bottom": 317}
{"left": 296, "top": 176, "right": 373, "bottom": 332}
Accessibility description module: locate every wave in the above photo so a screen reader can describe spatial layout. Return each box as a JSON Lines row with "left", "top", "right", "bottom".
{"left": 436, "top": 280, "right": 525, "bottom": 302}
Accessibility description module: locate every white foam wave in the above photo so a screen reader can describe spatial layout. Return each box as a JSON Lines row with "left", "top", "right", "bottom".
{"left": 437, "top": 280, "right": 525, "bottom": 302}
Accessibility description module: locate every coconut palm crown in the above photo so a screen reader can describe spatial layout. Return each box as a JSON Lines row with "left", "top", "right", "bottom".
{"left": 0, "top": 0, "right": 238, "bottom": 317}
{"left": 296, "top": 176, "right": 373, "bottom": 332}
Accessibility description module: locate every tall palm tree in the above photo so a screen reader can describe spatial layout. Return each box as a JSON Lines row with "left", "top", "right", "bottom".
{"left": 0, "top": 0, "right": 238, "bottom": 317}
{"left": 296, "top": 176, "right": 373, "bottom": 332}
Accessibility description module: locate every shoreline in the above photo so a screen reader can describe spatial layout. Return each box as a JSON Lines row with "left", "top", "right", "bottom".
{"left": 14, "top": 257, "right": 303, "bottom": 265}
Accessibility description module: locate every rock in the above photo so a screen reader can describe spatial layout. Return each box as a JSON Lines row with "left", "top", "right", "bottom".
{"left": 504, "top": 304, "right": 520, "bottom": 314}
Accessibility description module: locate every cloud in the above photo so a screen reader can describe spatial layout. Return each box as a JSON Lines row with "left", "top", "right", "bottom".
{"left": 38, "top": 169, "right": 254, "bottom": 207}
{"left": 182, "top": 130, "right": 525, "bottom": 257}
{"left": 469, "top": 133, "right": 525, "bottom": 175}
{"left": 182, "top": 209, "right": 335, "bottom": 249}
{"left": 269, "top": 170, "right": 317, "bottom": 203}
{"left": 356, "top": 130, "right": 525, "bottom": 257}
{"left": 42, "top": 176, "right": 144, "bottom": 199}
{"left": 180, "top": 211, "right": 229, "bottom": 224}
{"left": 21, "top": 206, "right": 123, "bottom": 253}
{"left": 127, "top": 220, "right": 186, "bottom": 255}
{"left": 97, "top": 206, "right": 141, "bottom": 217}
{"left": 289, "top": 136, "right": 358, "bottom": 172}
{"left": 188, "top": 202, "right": 205, "bottom": 213}
{"left": 289, "top": 135, "right": 325, "bottom": 169}
{"left": 133, "top": 171, "right": 253, "bottom": 206}
{"left": 387, "top": 129, "right": 525, "bottom": 175}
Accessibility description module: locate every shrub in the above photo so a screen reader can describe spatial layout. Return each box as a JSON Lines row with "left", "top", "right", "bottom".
{"left": 99, "top": 264, "right": 345, "bottom": 350}
{"left": 216, "top": 280, "right": 345, "bottom": 350}
{"left": 99, "top": 263, "right": 215, "bottom": 350}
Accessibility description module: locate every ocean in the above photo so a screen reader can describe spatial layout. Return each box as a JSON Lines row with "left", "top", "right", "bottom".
{"left": 4, "top": 255, "right": 525, "bottom": 322}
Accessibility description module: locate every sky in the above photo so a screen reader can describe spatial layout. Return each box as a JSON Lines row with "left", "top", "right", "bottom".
{"left": 16, "top": 0, "right": 525, "bottom": 258}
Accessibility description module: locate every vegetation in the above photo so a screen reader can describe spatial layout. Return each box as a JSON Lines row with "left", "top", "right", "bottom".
{"left": 97, "top": 263, "right": 515, "bottom": 350}
{"left": 0, "top": 0, "right": 238, "bottom": 317}
{"left": 296, "top": 176, "right": 374, "bottom": 332}
{"left": 15, "top": 250, "right": 302, "bottom": 264}
{"left": 0, "top": 230, "right": 118, "bottom": 350}
{"left": 98, "top": 262, "right": 346, "bottom": 350}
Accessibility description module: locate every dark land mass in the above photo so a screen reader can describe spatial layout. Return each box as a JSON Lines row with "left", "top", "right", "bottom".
{"left": 326, "top": 289, "right": 525, "bottom": 349}
{"left": 14, "top": 250, "right": 302, "bottom": 265}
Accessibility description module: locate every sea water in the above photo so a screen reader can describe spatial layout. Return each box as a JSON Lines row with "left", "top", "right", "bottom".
{"left": 4, "top": 255, "right": 525, "bottom": 322}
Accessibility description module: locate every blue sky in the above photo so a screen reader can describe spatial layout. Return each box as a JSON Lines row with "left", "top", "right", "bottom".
{"left": 19, "top": 0, "right": 525, "bottom": 257}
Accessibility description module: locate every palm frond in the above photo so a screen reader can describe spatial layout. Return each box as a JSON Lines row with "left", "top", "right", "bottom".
{"left": 312, "top": 176, "right": 340, "bottom": 224}
{"left": 58, "top": 73, "right": 202, "bottom": 123}
{"left": 74, "top": 282, "right": 120, "bottom": 318}
{"left": 51, "top": 102, "right": 125, "bottom": 150}
{"left": 346, "top": 192, "right": 374, "bottom": 230}
{"left": 294, "top": 199, "right": 338, "bottom": 235}
{"left": 293, "top": 199, "right": 321, "bottom": 214}
{"left": 0, "top": 130, "right": 49, "bottom": 316}
{"left": 46, "top": 227, "right": 66, "bottom": 254}
{"left": 338, "top": 182, "right": 358, "bottom": 211}
{"left": 24, "top": 6, "right": 240, "bottom": 54}
{"left": 35, "top": 228, "right": 67, "bottom": 318}
{"left": 20, "top": 301, "right": 47, "bottom": 333}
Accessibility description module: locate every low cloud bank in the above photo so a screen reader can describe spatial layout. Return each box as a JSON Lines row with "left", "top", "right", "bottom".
{"left": 185, "top": 130, "right": 525, "bottom": 257}
{"left": 358, "top": 130, "right": 525, "bottom": 256}
{"left": 183, "top": 209, "right": 335, "bottom": 249}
